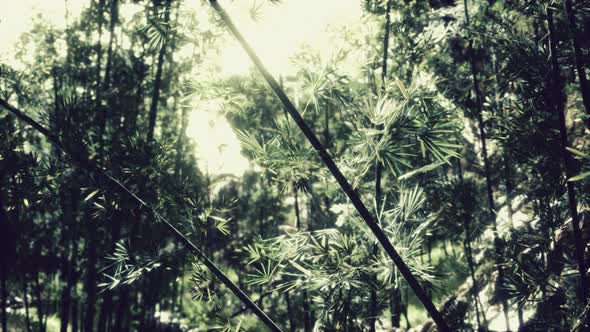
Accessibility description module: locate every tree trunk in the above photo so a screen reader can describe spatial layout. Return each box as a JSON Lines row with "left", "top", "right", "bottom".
{"left": 547, "top": 7, "right": 589, "bottom": 302}
{"left": 97, "top": 293, "right": 112, "bottom": 332}
{"left": 98, "top": 211, "right": 122, "bottom": 332}
{"left": 124, "top": 290, "right": 136, "bottom": 332}
{"left": 303, "top": 289, "right": 313, "bottom": 332}
{"left": 294, "top": 186, "right": 301, "bottom": 230}
{"left": 564, "top": 0, "right": 590, "bottom": 129}
{"left": 113, "top": 288, "right": 129, "bottom": 331}
{"left": 457, "top": 160, "right": 484, "bottom": 331}
{"left": 95, "top": 0, "right": 106, "bottom": 159}
{"left": 83, "top": 139, "right": 99, "bottom": 328}
{"left": 503, "top": 151, "right": 514, "bottom": 227}
{"left": 293, "top": 186, "right": 312, "bottom": 332}
{"left": 344, "top": 289, "right": 352, "bottom": 331}
{"left": 59, "top": 183, "right": 75, "bottom": 332}
{"left": 103, "top": 0, "right": 117, "bottom": 92}
{"left": 403, "top": 288, "right": 410, "bottom": 328}
{"left": 124, "top": 46, "right": 146, "bottom": 135}
{"left": 463, "top": 1, "right": 510, "bottom": 329}
{"left": 324, "top": 100, "right": 331, "bottom": 148}
{"left": 34, "top": 270, "right": 46, "bottom": 332}
{"left": 179, "top": 265, "right": 184, "bottom": 313}
{"left": 94, "top": 0, "right": 105, "bottom": 91}
{"left": 390, "top": 287, "right": 401, "bottom": 328}
{"left": 21, "top": 270, "right": 32, "bottom": 332}
{"left": 373, "top": 2, "right": 393, "bottom": 330}
{"left": 147, "top": 0, "right": 172, "bottom": 143}
{"left": 341, "top": 293, "right": 347, "bottom": 331}
{"left": 98, "top": 0, "right": 119, "bottom": 159}
{"left": 71, "top": 297, "right": 78, "bottom": 332}
{"left": 83, "top": 216, "right": 98, "bottom": 332}
{"left": 492, "top": 47, "right": 515, "bottom": 230}
{"left": 82, "top": 1, "right": 108, "bottom": 329}
{"left": 1, "top": 262, "right": 6, "bottom": 332}
{"left": 0, "top": 170, "right": 12, "bottom": 332}
{"left": 11, "top": 172, "right": 31, "bottom": 332}
{"left": 59, "top": 177, "right": 79, "bottom": 332}
{"left": 322, "top": 94, "right": 332, "bottom": 215}
{"left": 285, "top": 292, "right": 295, "bottom": 332}
{"left": 138, "top": 279, "right": 150, "bottom": 331}
{"left": 69, "top": 273, "right": 78, "bottom": 332}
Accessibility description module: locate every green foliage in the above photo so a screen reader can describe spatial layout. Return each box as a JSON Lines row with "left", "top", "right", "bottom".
{"left": 2, "top": 0, "right": 590, "bottom": 331}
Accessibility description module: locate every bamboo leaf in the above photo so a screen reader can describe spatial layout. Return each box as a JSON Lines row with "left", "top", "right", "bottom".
{"left": 84, "top": 189, "right": 100, "bottom": 202}
{"left": 569, "top": 172, "right": 590, "bottom": 182}
{"left": 398, "top": 162, "right": 444, "bottom": 181}
{"left": 396, "top": 80, "right": 409, "bottom": 100}
{"left": 289, "top": 260, "right": 311, "bottom": 277}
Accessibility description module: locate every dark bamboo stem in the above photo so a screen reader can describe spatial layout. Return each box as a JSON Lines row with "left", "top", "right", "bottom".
{"left": 463, "top": 1, "right": 509, "bottom": 329}
{"left": 373, "top": 1, "right": 393, "bottom": 330}
{"left": 547, "top": 7, "right": 588, "bottom": 302}
{"left": 206, "top": 1, "right": 448, "bottom": 330}
{"left": 457, "top": 160, "right": 484, "bottom": 330}
{"left": 0, "top": 264, "right": 6, "bottom": 332}
{"left": 564, "top": 0, "right": 590, "bottom": 129}
{"left": 147, "top": 0, "right": 171, "bottom": 143}
{"left": 0, "top": 98, "right": 283, "bottom": 332}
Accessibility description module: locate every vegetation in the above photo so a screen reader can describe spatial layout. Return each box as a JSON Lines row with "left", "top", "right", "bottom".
{"left": 1, "top": 0, "right": 590, "bottom": 331}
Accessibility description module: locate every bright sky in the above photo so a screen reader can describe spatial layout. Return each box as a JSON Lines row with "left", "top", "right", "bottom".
{"left": 0, "top": 0, "right": 362, "bottom": 176}
{"left": 218, "top": 0, "right": 362, "bottom": 77}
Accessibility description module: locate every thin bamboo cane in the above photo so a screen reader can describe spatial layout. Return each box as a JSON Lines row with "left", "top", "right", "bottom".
{"left": 0, "top": 98, "right": 283, "bottom": 332}
{"left": 206, "top": 1, "right": 449, "bottom": 330}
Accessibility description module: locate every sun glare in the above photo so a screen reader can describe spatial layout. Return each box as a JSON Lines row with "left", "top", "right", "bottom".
{"left": 186, "top": 105, "right": 251, "bottom": 177}
{"left": 218, "top": 0, "right": 362, "bottom": 77}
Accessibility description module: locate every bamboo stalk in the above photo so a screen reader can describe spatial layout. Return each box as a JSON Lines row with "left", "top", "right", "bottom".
{"left": 564, "top": 0, "right": 590, "bottom": 129}
{"left": 0, "top": 98, "right": 283, "bottom": 332}
{"left": 463, "top": 0, "right": 510, "bottom": 329}
{"left": 547, "top": 7, "right": 588, "bottom": 302}
{"left": 206, "top": 1, "right": 449, "bottom": 330}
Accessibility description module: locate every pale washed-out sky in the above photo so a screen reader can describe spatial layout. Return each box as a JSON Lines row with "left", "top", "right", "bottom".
{"left": 0, "top": 0, "right": 362, "bottom": 176}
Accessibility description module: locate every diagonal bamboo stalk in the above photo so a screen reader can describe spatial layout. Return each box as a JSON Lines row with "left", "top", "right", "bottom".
{"left": 206, "top": 1, "right": 449, "bottom": 330}
{"left": 0, "top": 98, "right": 283, "bottom": 332}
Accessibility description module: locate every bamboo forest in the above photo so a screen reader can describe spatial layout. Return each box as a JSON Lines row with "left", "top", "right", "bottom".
{"left": 1, "top": 0, "right": 590, "bottom": 331}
